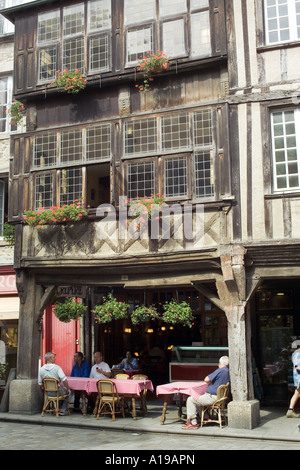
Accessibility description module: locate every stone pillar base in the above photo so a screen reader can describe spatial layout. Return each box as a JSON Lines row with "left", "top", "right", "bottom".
{"left": 228, "top": 400, "right": 260, "bottom": 429}
{"left": 9, "top": 379, "right": 43, "bottom": 414}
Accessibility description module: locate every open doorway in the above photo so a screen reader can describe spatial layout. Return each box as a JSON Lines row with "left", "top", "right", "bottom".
{"left": 86, "top": 163, "right": 110, "bottom": 208}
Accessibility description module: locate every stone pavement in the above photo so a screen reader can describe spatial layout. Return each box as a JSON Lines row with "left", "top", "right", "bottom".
{"left": 0, "top": 400, "right": 300, "bottom": 444}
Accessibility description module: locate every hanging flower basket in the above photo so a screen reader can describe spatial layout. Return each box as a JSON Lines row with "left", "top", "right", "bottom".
{"left": 51, "top": 69, "right": 87, "bottom": 94}
{"left": 53, "top": 297, "right": 87, "bottom": 323}
{"left": 6, "top": 100, "right": 25, "bottom": 126}
{"left": 23, "top": 199, "right": 88, "bottom": 228}
{"left": 162, "top": 300, "right": 194, "bottom": 328}
{"left": 135, "top": 51, "right": 169, "bottom": 93}
{"left": 126, "top": 193, "right": 166, "bottom": 233}
{"left": 131, "top": 305, "right": 161, "bottom": 325}
{"left": 93, "top": 293, "right": 129, "bottom": 324}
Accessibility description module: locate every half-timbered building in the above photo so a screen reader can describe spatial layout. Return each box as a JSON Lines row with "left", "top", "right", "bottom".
{"left": 2, "top": 0, "right": 300, "bottom": 428}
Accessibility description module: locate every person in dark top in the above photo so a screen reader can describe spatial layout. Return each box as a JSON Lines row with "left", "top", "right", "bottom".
{"left": 70, "top": 352, "right": 90, "bottom": 411}
{"left": 182, "top": 356, "right": 230, "bottom": 429}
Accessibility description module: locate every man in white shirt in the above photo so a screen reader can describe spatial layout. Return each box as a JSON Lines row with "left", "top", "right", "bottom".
{"left": 38, "top": 352, "right": 70, "bottom": 415}
{"left": 90, "top": 351, "right": 111, "bottom": 379}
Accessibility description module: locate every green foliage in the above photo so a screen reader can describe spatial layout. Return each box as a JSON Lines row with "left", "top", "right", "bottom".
{"left": 2, "top": 223, "right": 15, "bottom": 245}
{"left": 51, "top": 69, "right": 87, "bottom": 94}
{"left": 93, "top": 293, "right": 129, "bottom": 324}
{"left": 162, "top": 300, "right": 194, "bottom": 328}
{"left": 23, "top": 199, "right": 88, "bottom": 228}
{"left": 135, "top": 51, "right": 168, "bottom": 93}
{"left": 130, "top": 305, "right": 160, "bottom": 325}
{"left": 6, "top": 100, "right": 25, "bottom": 126}
{"left": 53, "top": 297, "right": 87, "bottom": 323}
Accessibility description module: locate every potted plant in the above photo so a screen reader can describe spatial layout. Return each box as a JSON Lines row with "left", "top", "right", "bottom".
{"left": 135, "top": 51, "right": 169, "bottom": 93}
{"left": 162, "top": 299, "right": 194, "bottom": 328}
{"left": 130, "top": 305, "right": 161, "bottom": 325}
{"left": 51, "top": 69, "right": 87, "bottom": 94}
{"left": 93, "top": 293, "right": 129, "bottom": 324}
{"left": 6, "top": 99, "right": 25, "bottom": 126}
{"left": 53, "top": 297, "right": 87, "bottom": 323}
{"left": 23, "top": 199, "right": 88, "bottom": 228}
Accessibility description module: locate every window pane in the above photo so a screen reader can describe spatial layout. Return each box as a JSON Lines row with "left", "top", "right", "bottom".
{"left": 38, "top": 47, "right": 57, "bottom": 81}
{"left": 0, "top": 77, "right": 8, "bottom": 133}
{"left": 37, "top": 10, "right": 60, "bottom": 44}
{"left": 127, "top": 161, "right": 155, "bottom": 199}
{"left": 124, "top": 0, "right": 155, "bottom": 26}
{"left": 63, "top": 4, "right": 84, "bottom": 37}
{"left": 193, "top": 109, "right": 213, "bottom": 147}
{"left": 272, "top": 109, "right": 300, "bottom": 191}
{"left": 34, "top": 134, "right": 57, "bottom": 168}
{"left": 162, "top": 19, "right": 186, "bottom": 58}
{"left": 88, "top": 0, "right": 111, "bottom": 31}
{"left": 195, "top": 151, "right": 214, "bottom": 197}
{"left": 61, "top": 130, "right": 82, "bottom": 163}
{"left": 265, "top": 0, "right": 292, "bottom": 44}
{"left": 161, "top": 113, "right": 190, "bottom": 151}
{"left": 191, "top": 0, "right": 209, "bottom": 10}
{"left": 125, "top": 118, "right": 157, "bottom": 155}
{"left": 60, "top": 168, "right": 82, "bottom": 205}
{"left": 191, "top": 11, "right": 211, "bottom": 58}
{"left": 35, "top": 173, "right": 53, "bottom": 209}
{"left": 164, "top": 157, "right": 187, "bottom": 197}
{"left": 159, "top": 0, "right": 187, "bottom": 18}
{"left": 126, "top": 26, "right": 153, "bottom": 64}
{"left": 86, "top": 125, "right": 111, "bottom": 160}
{"left": 89, "top": 35, "right": 109, "bottom": 72}
{"left": 63, "top": 37, "right": 84, "bottom": 70}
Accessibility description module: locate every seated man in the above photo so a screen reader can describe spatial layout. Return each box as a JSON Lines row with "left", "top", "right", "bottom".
{"left": 38, "top": 351, "right": 70, "bottom": 416}
{"left": 90, "top": 351, "right": 111, "bottom": 379}
{"left": 182, "top": 355, "right": 230, "bottom": 429}
{"left": 116, "top": 350, "right": 139, "bottom": 371}
{"left": 70, "top": 351, "right": 91, "bottom": 412}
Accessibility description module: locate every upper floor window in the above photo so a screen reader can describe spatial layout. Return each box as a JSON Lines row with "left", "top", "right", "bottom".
{"left": 271, "top": 108, "right": 300, "bottom": 191}
{"left": 124, "top": 0, "right": 211, "bottom": 67}
{"left": 37, "top": 0, "right": 111, "bottom": 83}
{"left": 0, "top": 76, "right": 14, "bottom": 134}
{"left": 265, "top": 0, "right": 300, "bottom": 45}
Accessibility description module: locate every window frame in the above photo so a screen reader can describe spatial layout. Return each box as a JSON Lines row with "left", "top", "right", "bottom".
{"left": 264, "top": 0, "right": 300, "bottom": 46}
{"left": 270, "top": 107, "right": 300, "bottom": 193}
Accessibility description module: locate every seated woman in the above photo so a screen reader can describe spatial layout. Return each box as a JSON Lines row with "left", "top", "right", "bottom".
{"left": 115, "top": 350, "right": 139, "bottom": 370}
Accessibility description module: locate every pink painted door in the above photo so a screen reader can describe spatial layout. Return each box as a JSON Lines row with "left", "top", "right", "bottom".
{"left": 42, "top": 304, "right": 80, "bottom": 376}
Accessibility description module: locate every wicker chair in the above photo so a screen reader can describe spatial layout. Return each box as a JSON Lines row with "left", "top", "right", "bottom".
{"left": 131, "top": 374, "right": 149, "bottom": 413}
{"left": 96, "top": 379, "right": 125, "bottom": 420}
{"left": 200, "top": 382, "right": 230, "bottom": 428}
{"left": 114, "top": 373, "right": 130, "bottom": 379}
{"left": 111, "top": 368, "right": 125, "bottom": 378}
{"left": 41, "top": 377, "right": 70, "bottom": 418}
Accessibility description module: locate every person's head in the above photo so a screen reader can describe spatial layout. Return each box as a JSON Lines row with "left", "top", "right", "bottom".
{"left": 291, "top": 340, "right": 300, "bottom": 350}
{"left": 74, "top": 351, "right": 84, "bottom": 364}
{"left": 94, "top": 351, "right": 103, "bottom": 364}
{"left": 45, "top": 352, "right": 56, "bottom": 364}
{"left": 219, "top": 356, "right": 229, "bottom": 367}
{"left": 125, "top": 350, "right": 133, "bottom": 359}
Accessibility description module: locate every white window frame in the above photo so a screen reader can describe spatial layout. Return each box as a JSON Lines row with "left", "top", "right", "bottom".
{"left": 0, "top": 76, "right": 14, "bottom": 134}
{"left": 264, "top": 0, "right": 300, "bottom": 45}
{"left": 271, "top": 108, "right": 300, "bottom": 192}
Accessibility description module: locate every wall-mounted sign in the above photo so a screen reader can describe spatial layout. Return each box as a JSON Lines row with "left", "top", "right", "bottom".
{"left": 57, "top": 286, "right": 86, "bottom": 298}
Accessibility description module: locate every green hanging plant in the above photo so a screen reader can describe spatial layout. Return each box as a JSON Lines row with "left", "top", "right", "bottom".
{"left": 93, "top": 293, "right": 129, "bottom": 324}
{"left": 53, "top": 297, "right": 87, "bottom": 323}
{"left": 162, "top": 299, "right": 194, "bottom": 328}
{"left": 130, "top": 305, "right": 161, "bottom": 325}
{"left": 2, "top": 222, "right": 15, "bottom": 246}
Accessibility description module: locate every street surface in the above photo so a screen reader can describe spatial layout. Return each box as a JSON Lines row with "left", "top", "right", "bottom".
{"left": 0, "top": 421, "right": 299, "bottom": 452}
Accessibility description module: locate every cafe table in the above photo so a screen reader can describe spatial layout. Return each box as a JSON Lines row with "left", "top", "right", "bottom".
{"left": 67, "top": 377, "right": 154, "bottom": 419}
{"left": 156, "top": 381, "right": 208, "bottom": 425}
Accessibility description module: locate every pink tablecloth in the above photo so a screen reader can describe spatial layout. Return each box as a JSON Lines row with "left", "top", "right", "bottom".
{"left": 156, "top": 381, "right": 208, "bottom": 401}
{"left": 67, "top": 377, "right": 154, "bottom": 396}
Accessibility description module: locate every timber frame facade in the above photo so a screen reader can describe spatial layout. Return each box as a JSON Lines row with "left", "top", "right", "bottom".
{"left": 2, "top": 0, "right": 300, "bottom": 428}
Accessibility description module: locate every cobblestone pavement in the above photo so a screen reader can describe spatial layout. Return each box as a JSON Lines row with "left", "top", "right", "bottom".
{"left": 1, "top": 421, "right": 300, "bottom": 451}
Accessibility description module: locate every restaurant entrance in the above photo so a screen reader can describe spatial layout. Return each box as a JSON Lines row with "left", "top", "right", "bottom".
{"left": 92, "top": 287, "right": 228, "bottom": 387}
{"left": 253, "top": 279, "right": 300, "bottom": 407}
